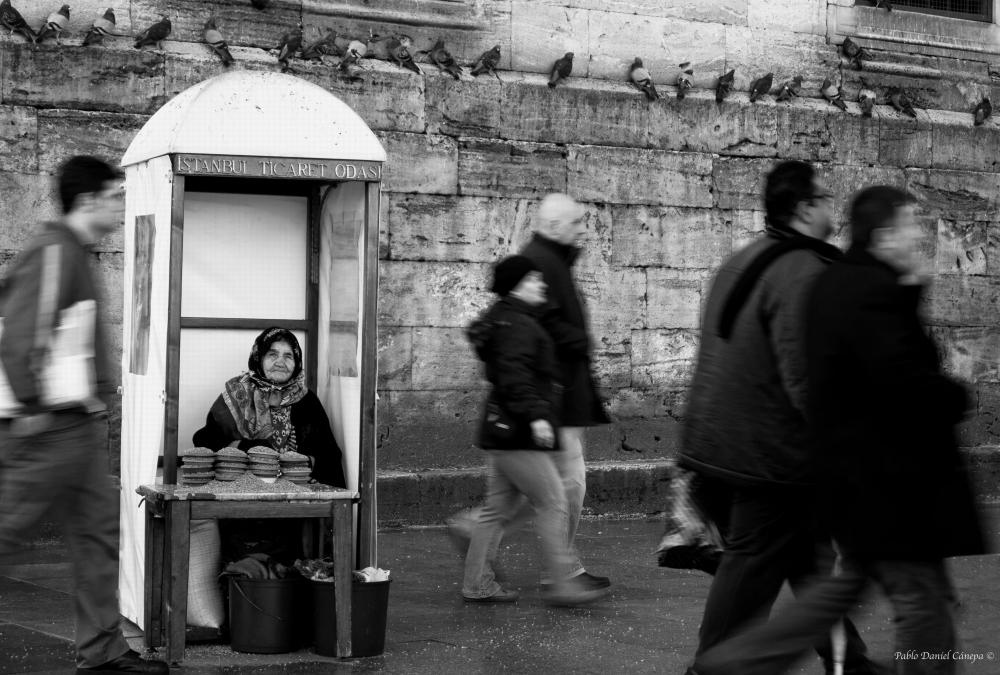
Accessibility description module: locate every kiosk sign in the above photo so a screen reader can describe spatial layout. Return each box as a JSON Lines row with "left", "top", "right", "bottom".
{"left": 173, "top": 153, "right": 382, "bottom": 181}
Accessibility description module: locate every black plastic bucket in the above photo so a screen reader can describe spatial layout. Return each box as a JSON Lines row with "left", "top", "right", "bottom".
{"left": 313, "top": 579, "right": 391, "bottom": 657}
{"left": 229, "top": 577, "right": 303, "bottom": 654}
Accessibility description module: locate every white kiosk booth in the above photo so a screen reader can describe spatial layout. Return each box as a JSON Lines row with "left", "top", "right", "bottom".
{"left": 117, "top": 70, "right": 384, "bottom": 661}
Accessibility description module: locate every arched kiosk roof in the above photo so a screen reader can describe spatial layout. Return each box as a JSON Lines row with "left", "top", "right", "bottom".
{"left": 122, "top": 70, "right": 386, "bottom": 167}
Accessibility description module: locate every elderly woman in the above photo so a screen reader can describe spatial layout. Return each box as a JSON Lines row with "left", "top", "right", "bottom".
{"left": 194, "top": 326, "right": 346, "bottom": 488}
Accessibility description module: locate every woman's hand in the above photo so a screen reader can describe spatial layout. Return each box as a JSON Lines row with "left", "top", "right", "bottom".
{"left": 530, "top": 419, "right": 555, "bottom": 448}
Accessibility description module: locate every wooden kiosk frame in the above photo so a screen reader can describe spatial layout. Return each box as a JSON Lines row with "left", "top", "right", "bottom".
{"left": 118, "top": 71, "right": 385, "bottom": 663}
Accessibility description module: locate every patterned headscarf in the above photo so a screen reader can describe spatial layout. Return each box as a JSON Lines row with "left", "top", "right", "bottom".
{"left": 221, "top": 327, "right": 308, "bottom": 452}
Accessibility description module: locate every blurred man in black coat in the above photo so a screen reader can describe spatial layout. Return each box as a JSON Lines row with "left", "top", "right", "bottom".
{"left": 692, "top": 186, "right": 986, "bottom": 675}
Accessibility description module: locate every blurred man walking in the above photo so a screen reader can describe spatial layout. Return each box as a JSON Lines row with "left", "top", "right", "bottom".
{"left": 0, "top": 157, "right": 169, "bottom": 675}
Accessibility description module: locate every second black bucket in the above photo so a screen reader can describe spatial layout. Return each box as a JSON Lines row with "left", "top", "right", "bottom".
{"left": 229, "top": 577, "right": 301, "bottom": 654}
{"left": 313, "top": 579, "right": 391, "bottom": 657}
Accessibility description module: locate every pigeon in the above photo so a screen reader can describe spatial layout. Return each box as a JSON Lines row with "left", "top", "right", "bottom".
{"left": 549, "top": 52, "right": 573, "bottom": 88}
{"left": 628, "top": 58, "right": 658, "bottom": 101}
{"left": 83, "top": 8, "right": 115, "bottom": 46}
{"left": 203, "top": 18, "right": 233, "bottom": 66}
{"left": 338, "top": 39, "right": 367, "bottom": 71}
{"left": 0, "top": 0, "right": 37, "bottom": 42}
{"left": 889, "top": 86, "right": 917, "bottom": 118}
{"left": 302, "top": 31, "right": 340, "bottom": 60}
{"left": 35, "top": 4, "right": 70, "bottom": 44}
{"left": 748, "top": 72, "right": 773, "bottom": 103}
{"left": 774, "top": 76, "right": 802, "bottom": 102}
{"left": 251, "top": 0, "right": 269, "bottom": 9}
{"left": 973, "top": 97, "right": 992, "bottom": 126}
{"left": 386, "top": 37, "right": 420, "bottom": 73}
{"left": 715, "top": 68, "right": 735, "bottom": 103}
{"left": 859, "top": 86, "right": 876, "bottom": 117}
{"left": 276, "top": 27, "right": 303, "bottom": 68}
{"left": 429, "top": 39, "right": 462, "bottom": 79}
{"left": 874, "top": 0, "right": 892, "bottom": 10}
{"left": 676, "top": 62, "right": 694, "bottom": 101}
{"left": 821, "top": 78, "right": 848, "bottom": 111}
{"left": 841, "top": 37, "right": 871, "bottom": 70}
{"left": 134, "top": 16, "right": 171, "bottom": 50}
{"left": 471, "top": 45, "right": 501, "bottom": 76}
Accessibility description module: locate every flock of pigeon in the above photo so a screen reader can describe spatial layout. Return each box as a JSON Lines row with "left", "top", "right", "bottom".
{"left": 1, "top": 0, "right": 992, "bottom": 126}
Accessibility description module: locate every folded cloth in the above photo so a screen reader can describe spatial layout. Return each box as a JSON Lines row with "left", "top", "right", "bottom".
{"left": 220, "top": 553, "right": 296, "bottom": 580}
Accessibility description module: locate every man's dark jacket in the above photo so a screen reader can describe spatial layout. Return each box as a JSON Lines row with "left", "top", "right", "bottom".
{"left": 473, "top": 296, "right": 562, "bottom": 450}
{"left": 520, "top": 233, "right": 608, "bottom": 427}
{"left": 681, "top": 234, "right": 838, "bottom": 487}
{"left": 807, "top": 246, "right": 986, "bottom": 561}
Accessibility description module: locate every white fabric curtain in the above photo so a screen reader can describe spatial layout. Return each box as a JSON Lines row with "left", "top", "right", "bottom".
{"left": 316, "top": 182, "right": 365, "bottom": 497}
{"left": 118, "top": 156, "right": 175, "bottom": 628}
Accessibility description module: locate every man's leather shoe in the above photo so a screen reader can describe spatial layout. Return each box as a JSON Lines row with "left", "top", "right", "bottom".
{"left": 463, "top": 588, "right": 519, "bottom": 602}
{"left": 577, "top": 571, "right": 611, "bottom": 589}
{"left": 77, "top": 650, "right": 169, "bottom": 675}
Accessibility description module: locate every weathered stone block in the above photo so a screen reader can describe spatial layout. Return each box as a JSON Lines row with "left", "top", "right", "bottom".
{"left": 906, "top": 169, "right": 1000, "bottom": 222}
{"left": 934, "top": 327, "right": 1000, "bottom": 383}
{"left": 930, "top": 109, "right": 1000, "bottom": 173}
{"left": 990, "top": 225, "right": 1000, "bottom": 277}
{"left": 425, "top": 70, "right": 502, "bottom": 139}
{"left": 724, "top": 27, "right": 837, "bottom": 96}
{"left": 377, "top": 389, "right": 484, "bottom": 470}
{"left": 163, "top": 47, "right": 272, "bottom": 100}
{"left": 935, "top": 220, "right": 987, "bottom": 275}
{"left": 378, "top": 260, "right": 492, "bottom": 327}
{"left": 301, "top": 0, "right": 513, "bottom": 69}
{"left": 925, "top": 275, "right": 999, "bottom": 327}
{"left": 748, "top": 0, "right": 824, "bottom": 34}
{"left": 38, "top": 110, "right": 147, "bottom": 175}
{"left": 630, "top": 329, "right": 699, "bottom": 388}
{"left": 608, "top": 386, "right": 689, "bottom": 420}
{"left": 712, "top": 157, "right": 774, "bottom": 211}
{"left": 878, "top": 111, "right": 933, "bottom": 169}
{"left": 611, "top": 206, "right": 732, "bottom": 269}
{"left": 841, "top": 59, "right": 992, "bottom": 116}
{"left": 387, "top": 194, "right": 521, "bottom": 263}
{"left": 775, "top": 98, "right": 879, "bottom": 165}
{"left": 378, "top": 326, "right": 412, "bottom": 390}
{"left": 567, "top": 145, "right": 713, "bottom": 207}
{"left": 586, "top": 13, "right": 726, "bottom": 88}
{"left": 730, "top": 209, "right": 768, "bottom": 252}
{"left": 574, "top": 266, "right": 647, "bottom": 338}
{"left": 611, "top": 419, "right": 682, "bottom": 458}
{"left": 92, "top": 252, "right": 124, "bottom": 327}
{"left": 648, "top": 92, "right": 778, "bottom": 158}
{"left": 2, "top": 44, "right": 166, "bottom": 114}
{"left": 499, "top": 72, "right": 650, "bottom": 149}
{"left": 411, "top": 327, "right": 485, "bottom": 390}
{"left": 532, "top": 0, "right": 747, "bottom": 26}
{"left": 0, "top": 172, "right": 60, "bottom": 251}
{"left": 818, "top": 165, "right": 906, "bottom": 235}
{"left": 375, "top": 131, "right": 458, "bottom": 195}
{"left": 591, "top": 339, "right": 632, "bottom": 389}
{"left": 958, "top": 383, "right": 1000, "bottom": 448}
{"left": 131, "top": 0, "right": 301, "bottom": 48}
{"left": 0, "top": 106, "right": 36, "bottom": 174}
{"left": 646, "top": 269, "right": 702, "bottom": 329}
{"left": 510, "top": 2, "right": 590, "bottom": 78}
{"left": 458, "top": 139, "right": 567, "bottom": 199}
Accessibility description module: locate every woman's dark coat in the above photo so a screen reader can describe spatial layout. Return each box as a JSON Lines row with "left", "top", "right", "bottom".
{"left": 806, "top": 246, "right": 986, "bottom": 561}
{"left": 520, "top": 233, "right": 609, "bottom": 426}
{"left": 193, "top": 391, "right": 346, "bottom": 489}
{"left": 473, "top": 296, "right": 562, "bottom": 450}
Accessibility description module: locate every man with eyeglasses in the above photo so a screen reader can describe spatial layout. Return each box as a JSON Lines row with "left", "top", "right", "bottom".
{"left": 679, "top": 161, "right": 880, "bottom": 675}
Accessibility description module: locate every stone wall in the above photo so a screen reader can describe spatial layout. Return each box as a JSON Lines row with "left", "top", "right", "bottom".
{"left": 1, "top": 1, "right": 998, "bottom": 509}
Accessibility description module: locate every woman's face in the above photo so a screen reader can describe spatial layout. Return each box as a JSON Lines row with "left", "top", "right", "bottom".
{"left": 262, "top": 340, "right": 296, "bottom": 384}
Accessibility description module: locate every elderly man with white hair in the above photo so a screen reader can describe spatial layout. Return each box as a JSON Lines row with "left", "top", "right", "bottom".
{"left": 450, "top": 193, "right": 611, "bottom": 595}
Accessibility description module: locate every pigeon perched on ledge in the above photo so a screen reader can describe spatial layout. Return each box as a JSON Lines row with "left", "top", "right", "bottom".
{"left": 387, "top": 37, "right": 420, "bottom": 74}
{"left": 973, "top": 97, "right": 992, "bottom": 126}
{"left": 549, "top": 52, "right": 573, "bottom": 88}
{"left": 35, "top": 4, "right": 70, "bottom": 45}
{"left": 0, "top": 0, "right": 37, "bottom": 42}
{"left": 775, "top": 75, "right": 802, "bottom": 103}
{"left": 715, "top": 69, "right": 735, "bottom": 103}
{"left": 84, "top": 8, "right": 116, "bottom": 47}
{"left": 749, "top": 73, "right": 773, "bottom": 103}
{"left": 629, "top": 58, "right": 658, "bottom": 101}
{"left": 821, "top": 77, "right": 847, "bottom": 111}
{"left": 204, "top": 18, "right": 233, "bottom": 66}
{"left": 302, "top": 31, "right": 341, "bottom": 61}
{"left": 841, "top": 37, "right": 872, "bottom": 70}
{"left": 135, "top": 16, "right": 171, "bottom": 50}
{"left": 889, "top": 86, "right": 917, "bottom": 118}
{"left": 676, "top": 63, "right": 694, "bottom": 100}
{"left": 429, "top": 39, "right": 462, "bottom": 79}
{"left": 471, "top": 45, "right": 501, "bottom": 77}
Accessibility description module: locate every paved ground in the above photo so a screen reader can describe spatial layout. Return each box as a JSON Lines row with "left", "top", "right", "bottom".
{"left": 2, "top": 506, "right": 999, "bottom": 675}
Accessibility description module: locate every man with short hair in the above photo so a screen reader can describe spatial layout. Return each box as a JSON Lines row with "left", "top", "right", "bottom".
{"left": 680, "top": 161, "right": 875, "bottom": 674}
{"left": 0, "top": 156, "right": 169, "bottom": 675}
{"left": 690, "top": 186, "right": 986, "bottom": 675}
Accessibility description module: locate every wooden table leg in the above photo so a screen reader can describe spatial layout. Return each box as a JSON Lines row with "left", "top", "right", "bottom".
{"left": 143, "top": 505, "right": 165, "bottom": 649}
{"left": 331, "top": 502, "right": 353, "bottom": 658}
{"left": 163, "top": 501, "right": 191, "bottom": 664}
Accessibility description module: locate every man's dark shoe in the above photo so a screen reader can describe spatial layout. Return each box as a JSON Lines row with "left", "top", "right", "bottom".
{"left": 825, "top": 656, "right": 893, "bottom": 675}
{"left": 463, "top": 588, "right": 519, "bottom": 602}
{"left": 77, "top": 650, "right": 169, "bottom": 675}
{"left": 576, "top": 571, "right": 611, "bottom": 589}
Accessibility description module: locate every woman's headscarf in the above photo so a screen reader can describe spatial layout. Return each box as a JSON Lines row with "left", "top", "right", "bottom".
{"left": 220, "top": 327, "right": 308, "bottom": 452}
